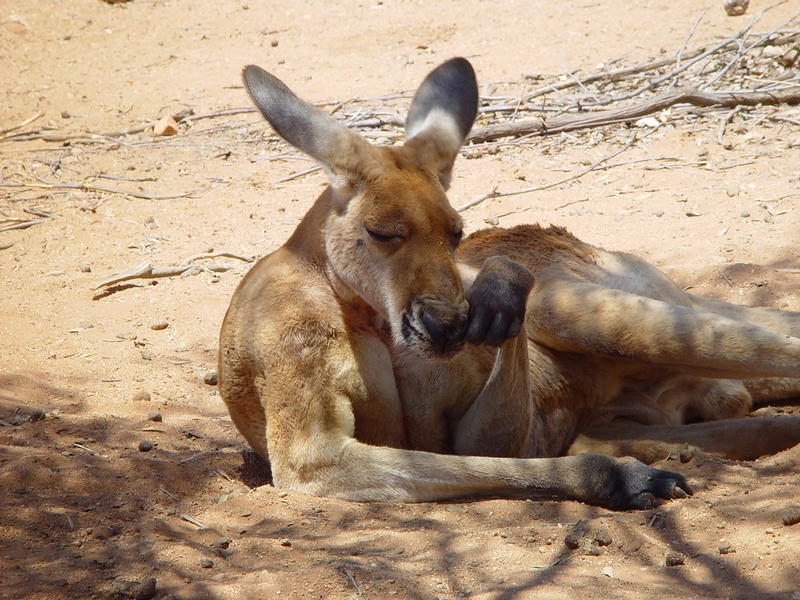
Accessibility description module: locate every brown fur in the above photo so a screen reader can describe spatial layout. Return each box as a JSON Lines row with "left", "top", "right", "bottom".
{"left": 218, "top": 59, "right": 800, "bottom": 509}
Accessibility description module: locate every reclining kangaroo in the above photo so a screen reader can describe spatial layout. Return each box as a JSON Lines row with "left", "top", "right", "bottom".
{"left": 219, "top": 57, "right": 800, "bottom": 509}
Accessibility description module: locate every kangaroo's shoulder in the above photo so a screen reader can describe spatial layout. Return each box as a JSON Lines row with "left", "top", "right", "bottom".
{"left": 458, "top": 224, "right": 600, "bottom": 268}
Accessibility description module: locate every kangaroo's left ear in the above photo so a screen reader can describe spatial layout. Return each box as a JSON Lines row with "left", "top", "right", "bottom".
{"left": 404, "top": 57, "right": 478, "bottom": 190}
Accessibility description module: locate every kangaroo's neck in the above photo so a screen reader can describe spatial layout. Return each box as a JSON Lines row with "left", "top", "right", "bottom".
{"left": 284, "top": 188, "right": 381, "bottom": 321}
{"left": 284, "top": 187, "right": 336, "bottom": 257}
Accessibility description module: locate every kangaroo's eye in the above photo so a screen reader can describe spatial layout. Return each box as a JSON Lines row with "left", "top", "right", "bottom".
{"left": 452, "top": 229, "right": 463, "bottom": 243}
{"left": 366, "top": 228, "right": 398, "bottom": 243}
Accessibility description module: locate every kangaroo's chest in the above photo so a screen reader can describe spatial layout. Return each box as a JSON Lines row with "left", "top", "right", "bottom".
{"left": 389, "top": 349, "right": 496, "bottom": 453}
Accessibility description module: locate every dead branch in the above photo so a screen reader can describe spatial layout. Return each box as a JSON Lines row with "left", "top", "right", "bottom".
{"left": 520, "top": 10, "right": 791, "bottom": 106}
{"left": 340, "top": 566, "right": 362, "bottom": 597}
{"left": 675, "top": 8, "right": 710, "bottom": 70}
{"left": 716, "top": 106, "right": 743, "bottom": 147}
{"left": 183, "top": 107, "right": 257, "bottom": 122}
{"left": 701, "top": 11, "right": 800, "bottom": 90}
{"left": 0, "top": 108, "right": 194, "bottom": 144}
{"left": 1, "top": 180, "right": 195, "bottom": 200}
{"left": 467, "top": 86, "right": 800, "bottom": 143}
{"left": 93, "top": 262, "right": 245, "bottom": 289}
{"left": 180, "top": 251, "right": 256, "bottom": 265}
{"left": 94, "top": 253, "right": 256, "bottom": 289}
{"left": 459, "top": 133, "right": 643, "bottom": 211}
{"left": 0, "top": 218, "right": 49, "bottom": 233}
{"left": 274, "top": 165, "right": 323, "bottom": 184}
{"left": 523, "top": 51, "right": 701, "bottom": 104}
{"left": 0, "top": 111, "right": 44, "bottom": 136}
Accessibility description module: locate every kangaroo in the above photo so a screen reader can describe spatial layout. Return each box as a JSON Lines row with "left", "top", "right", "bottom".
{"left": 219, "top": 57, "right": 800, "bottom": 509}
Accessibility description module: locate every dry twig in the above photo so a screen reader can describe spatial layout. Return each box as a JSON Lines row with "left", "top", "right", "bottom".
{"left": 0, "top": 218, "right": 49, "bottom": 233}
{"left": 340, "top": 566, "right": 362, "bottom": 597}
{"left": 0, "top": 111, "right": 44, "bottom": 136}
{"left": 1, "top": 180, "right": 195, "bottom": 201}
{"left": 459, "top": 133, "right": 644, "bottom": 211}
{"left": 467, "top": 86, "right": 800, "bottom": 143}
{"left": 716, "top": 106, "right": 743, "bottom": 147}
{"left": 94, "top": 253, "right": 255, "bottom": 289}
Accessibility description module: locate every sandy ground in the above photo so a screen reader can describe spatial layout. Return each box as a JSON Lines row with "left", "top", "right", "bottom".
{"left": 2, "top": 1, "right": 800, "bottom": 598}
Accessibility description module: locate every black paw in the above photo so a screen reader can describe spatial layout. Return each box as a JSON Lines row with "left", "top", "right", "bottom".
{"left": 465, "top": 256, "right": 535, "bottom": 346}
{"left": 581, "top": 454, "right": 693, "bottom": 510}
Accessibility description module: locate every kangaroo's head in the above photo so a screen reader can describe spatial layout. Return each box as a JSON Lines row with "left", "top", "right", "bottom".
{"left": 243, "top": 58, "right": 478, "bottom": 358}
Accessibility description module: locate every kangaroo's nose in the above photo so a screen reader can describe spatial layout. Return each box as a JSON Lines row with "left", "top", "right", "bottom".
{"left": 420, "top": 300, "right": 468, "bottom": 354}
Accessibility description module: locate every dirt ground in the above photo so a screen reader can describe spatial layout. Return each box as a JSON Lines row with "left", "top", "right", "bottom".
{"left": 2, "top": 1, "right": 800, "bottom": 598}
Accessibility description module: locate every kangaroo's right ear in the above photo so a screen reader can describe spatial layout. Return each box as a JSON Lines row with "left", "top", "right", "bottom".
{"left": 404, "top": 57, "right": 478, "bottom": 189}
{"left": 242, "top": 65, "right": 373, "bottom": 201}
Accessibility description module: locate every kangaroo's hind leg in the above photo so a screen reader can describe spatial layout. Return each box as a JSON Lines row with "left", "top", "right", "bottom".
{"left": 569, "top": 415, "right": 800, "bottom": 463}
{"left": 685, "top": 293, "right": 800, "bottom": 402}
{"left": 569, "top": 373, "right": 800, "bottom": 463}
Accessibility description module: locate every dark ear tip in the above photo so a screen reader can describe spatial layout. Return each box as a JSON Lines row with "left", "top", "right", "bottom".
{"left": 432, "top": 57, "right": 476, "bottom": 86}
{"left": 242, "top": 64, "right": 265, "bottom": 86}
{"left": 444, "top": 57, "right": 475, "bottom": 76}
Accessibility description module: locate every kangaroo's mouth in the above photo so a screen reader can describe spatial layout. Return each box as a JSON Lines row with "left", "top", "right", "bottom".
{"left": 400, "top": 308, "right": 465, "bottom": 359}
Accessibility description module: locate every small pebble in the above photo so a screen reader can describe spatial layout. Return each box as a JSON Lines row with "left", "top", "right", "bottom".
{"left": 204, "top": 371, "right": 218, "bottom": 386}
{"left": 679, "top": 447, "right": 695, "bottom": 463}
{"left": 141, "top": 351, "right": 152, "bottom": 361}
{"left": 93, "top": 525, "right": 117, "bottom": 540}
{"left": 79, "top": 263, "right": 92, "bottom": 273}
{"left": 152, "top": 115, "right": 179, "bottom": 136}
{"left": 134, "top": 577, "right": 157, "bottom": 600}
{"left": 112, "top": 580, "right": 137, "bottom": 596}
{"left": 150, "top": 321, "right": 168, "bottom": 331}
{"left": 740, "top": 210, "right": 750, "bottom": 218}
{"left": 593, "top": 528, "right": 612, "bottom": 547}
{"left": 778, "top": 48, "right": 799, "bottom": 68}
{"left": 723, "top": 0, "right": 749, "bottom": 17}
{"left": 280, "top": 539, "right": 292, "bottom": 547}
{"left": 200, "top": 558, "right": 214, "bottom": 568}
{"left": 29, "top": 409, "right": 46, "bottom": 422}
{"left": 665, "top": 551, "right": 685, "bottom": 566}
{"left": 147, "top": 411, "right": 163, "bottom": 422}
{"left": 138, "top": 440, "right": 154, "bottom": 452}
{"left": 718, "top": 544, "right": 735, "bottom": 555}
{"left": 564, "top": 533, "right": 582, "bottom": 550}
{"left": 133, "top": 391, "right": 152, "bottom": 402}
{"left": 581, "top": 543, "right": 601, "bottom": 556}
{"left": 270, "top": 38, "right": 279, "bottom": 47}
{"left": 725, "top": 183, "right": 739, "bottom": 197}
{"left": 212, "top": 537, "right": 232, "bottom": 549}
{"left": 782, "top": 506, "right": 800, "bottom": 527}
